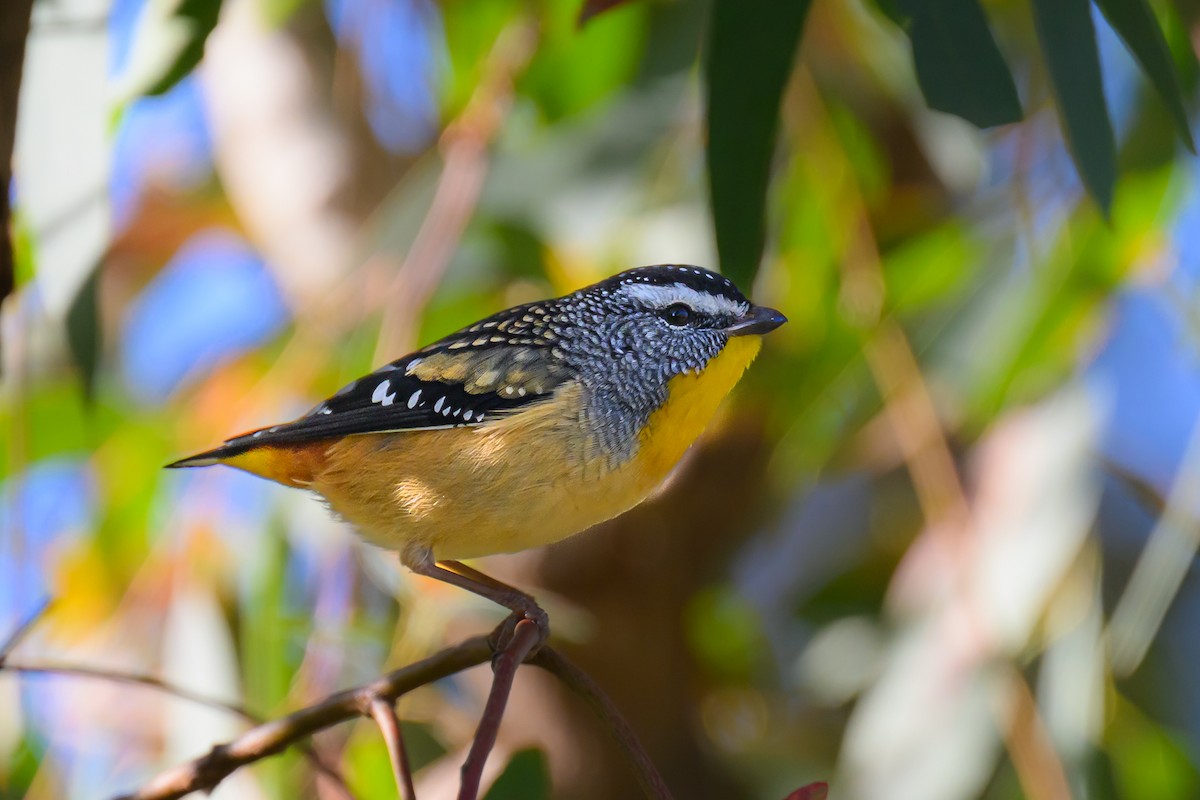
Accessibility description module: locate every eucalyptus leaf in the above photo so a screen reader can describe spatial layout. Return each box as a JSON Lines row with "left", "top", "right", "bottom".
{"left": 483, "top": 748, "right": 550, "bottom": 800}
{"left": 899, "top": 0, "right": 1023, "bottom": 128}
{"left": 66, "top": 266, "right": 101, "bottom": 400}
{"left": 114, "top": 0, "right": 224, "bottom": 101}
{"left": 1092, "top": 0, "right": 1195, "bottom": 152}
{"left": 1032, "top": 0, "right": 1117, "bottom": 214}
{"left": 705, "top": 0, "right": 813, "bottom": 289}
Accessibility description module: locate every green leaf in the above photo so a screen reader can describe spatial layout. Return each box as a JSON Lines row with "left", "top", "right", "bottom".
{"left": 1032, "top": 0, "right": 1117, "bottom": 215}
{"left": 1092, "top": 0, "right": 1195, "bottom": 152}
{"left": 898, "top": 0, "right": 1023, "bottom": 128}
{"left": 706, "top": 0, "right": 813, "bottom": 290}
{"left": 483, "top": 748, "right": 551, "bottom": 800}
{"left": 520, "top": 0, "right": 648, "bottom": 121}
{"left": 115, "top": 0, "right": 224, "bottom": 101}
{"left": 66, "top": 267, "right": 101, "bottom": 400}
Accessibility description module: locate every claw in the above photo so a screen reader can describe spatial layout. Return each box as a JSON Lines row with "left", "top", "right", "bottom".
{"left": 489, "top": 605, "right": 550, "bottom": 667}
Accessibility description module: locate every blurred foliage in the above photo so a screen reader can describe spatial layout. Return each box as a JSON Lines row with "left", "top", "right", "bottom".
{"left": 4, "top": 0, "right": 1200, "bottom": 798}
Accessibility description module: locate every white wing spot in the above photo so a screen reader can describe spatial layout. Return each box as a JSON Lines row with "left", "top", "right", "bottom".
{"left": 321, "top": 408, "right": 332, "bottom": 415}
{"left": 517, "top": 387, "right": 527, "bottom": 396}
{"left": 372, "top": 379, "right": 397, "bottom": 406}
{"left": 434, "top": 396, "right": 445, "bottom": 413}
{"left": 463, "top": 410, "right": 473, "bottom": 421}
{"left": 407, "top": 390, "right": 421, "bottom": 409}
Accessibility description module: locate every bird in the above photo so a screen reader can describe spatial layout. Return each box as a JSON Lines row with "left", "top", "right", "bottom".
{"left": 168, "top": 264, "right": 786, "bottom": 640}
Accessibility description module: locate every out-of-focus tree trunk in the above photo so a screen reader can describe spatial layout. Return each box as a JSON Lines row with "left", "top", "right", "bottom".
{"left": 0, "top": 0, "right": 34, "bottom": 311}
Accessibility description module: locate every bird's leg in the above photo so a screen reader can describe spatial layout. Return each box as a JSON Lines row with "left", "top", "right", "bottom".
{"left": 404, "top": 550, "right": 549, "bottom": 651}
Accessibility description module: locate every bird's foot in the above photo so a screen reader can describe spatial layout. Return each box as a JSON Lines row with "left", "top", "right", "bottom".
{"left": 488, "top": 603, "right": 549, "bottom": 666}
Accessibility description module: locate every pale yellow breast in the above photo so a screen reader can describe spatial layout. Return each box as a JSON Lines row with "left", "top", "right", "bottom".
{"left": 311, "top": 335, "right": 763, "bottom": 561}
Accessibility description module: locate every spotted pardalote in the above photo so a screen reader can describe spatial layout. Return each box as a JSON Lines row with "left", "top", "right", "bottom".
{"left": 170, "top": 264, "right": 786, "bottom": 633}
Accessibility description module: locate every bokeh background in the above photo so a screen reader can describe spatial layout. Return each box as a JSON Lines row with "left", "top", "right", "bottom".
{"left": 3, "top": 0, "right": 1200, "bottom": 798}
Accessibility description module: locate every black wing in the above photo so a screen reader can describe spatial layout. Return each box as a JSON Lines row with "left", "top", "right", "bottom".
{"left": 176, "top": 301, "right": 572, "bottom": 463}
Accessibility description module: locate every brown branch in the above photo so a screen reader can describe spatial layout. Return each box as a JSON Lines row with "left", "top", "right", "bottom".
{"left": 458, "top": 619, "right": 541, "bottom": 800}
{"left": 0, "top": 598, "right": 52, "bottom": 665}
{"left": 531, "top": 647, "right": 674, "bottom": 800}
{"left": 110, "top": 636, "right": 493, "bottom": 800}
{"left": 101, "top": 627, "right": 678, "bottom": 800}
{"left": 2, "top": 662, "right": 353, "bottom": 798}
{"left": 368, "top": 695, "right": 416, "bottom": 800}
{"left": 2, "top": 663, "right": 259, "bottom": 722}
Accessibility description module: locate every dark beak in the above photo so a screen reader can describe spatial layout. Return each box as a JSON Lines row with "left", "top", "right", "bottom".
{"left": 726, "top": 305, "right": 787, "bottom": 336}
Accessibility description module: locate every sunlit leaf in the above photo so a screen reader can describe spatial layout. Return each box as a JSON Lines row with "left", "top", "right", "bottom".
{"left": 1092, "top": 0, "right": 1194, "bottom": 152}
{"left": 706, "top": 0, "right": 813, "bottom": 289}
{"left": 1107, "top": 695, "right": 1200, "bottom": 799}
{"left": 483, "top": 748, "right": 550, "bottom": 800}
{"left": 521, "top": 0, "right": 647, "bottom": 121}
{"left": 441, "top": 0, "right": 523, "bottom": 116}
{"left": 1032, "top": 0, "right": 1117, "bottom": 214}
{"left": 897, "top": 0, "right": 1023, "bottom": 128}
{"left": 882, "top": 224, "right": 977, "bottom": 315}
{"left": 115, "top": 0, "right": 224, "bottom": 101}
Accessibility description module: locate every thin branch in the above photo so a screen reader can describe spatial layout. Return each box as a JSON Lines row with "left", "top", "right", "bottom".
{"left": 531, "top": 647, "right": 674, "bottom": 800}
{"left": 111, "top": 636, "right": 494, "bottom": 800}
{"left": 103, "top": 626, "right": 676, "bottom": 800}
{"left": 458, "top": 619, "right": 540, "bottom": 800}
{"left": 0, "top": 598, "right": 52, "bottom": 665}
{"left": 368, "top": 695, "right": 416, "bottom": 800}
{"left": 1002, "top": 666, "right": 1072, "bottom": 800}
{"left": 2, "top": 662, "right": 353, "bottom": 798}
{"left": 3, "top": 662, "right": 259, "bottom": 722}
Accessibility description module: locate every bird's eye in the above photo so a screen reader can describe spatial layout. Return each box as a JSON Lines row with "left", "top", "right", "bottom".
{"left": 661, "top": 304, "right": 693, "bottom": 327}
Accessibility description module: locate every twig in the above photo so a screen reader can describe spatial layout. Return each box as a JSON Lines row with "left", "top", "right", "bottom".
{"left": 458, "top": 620, "right": 541, "bottom": 800}
{"left": 2, "top": 662, "right": 352, "bottom": 798}
{"left": 0, "top": 598, "right": 52, "bottom": 665}
{"left": 368, "top": 695, "right": 416, "bottom": 800}
{"left": 2, "top": 663, "right": 258, "bottom": 721}
{"left": 110, "top": 636, "right": 493, "bottom": 800}
{"left": 531, "top": 647, "right": 674, "bottom": 800}
{"left": 100, "top": 625, "right": 676, "bottom": 800}
{"left": 1002, "top": 667, "right": 1072, "bottom": 800}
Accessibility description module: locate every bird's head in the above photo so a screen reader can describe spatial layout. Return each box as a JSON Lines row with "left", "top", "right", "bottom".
{"left": 556, "top": 264, "right": 787, "bottom": 385}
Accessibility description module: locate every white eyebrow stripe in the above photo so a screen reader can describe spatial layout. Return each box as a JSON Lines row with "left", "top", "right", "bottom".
{"left": 625, "top": 282, "right": 748, "bottom": 317}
